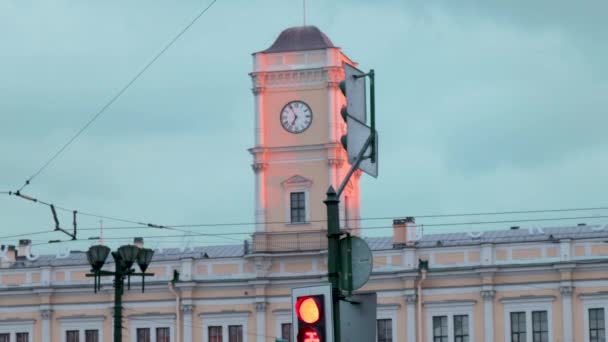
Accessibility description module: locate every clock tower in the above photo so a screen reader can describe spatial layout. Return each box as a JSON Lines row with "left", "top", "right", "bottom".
{"left": 249, "top": 26, "right": 362, "bottom": 252}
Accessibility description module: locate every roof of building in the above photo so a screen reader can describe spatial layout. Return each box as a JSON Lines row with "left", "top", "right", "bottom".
{"left": 368, "top": 224, "right": 608, "bottom": 250}
{"left": 6, "top": 224, "right": 607, "bottom": 268}
{"left": 262, "top": 26, "right": 335, "bottom": 53}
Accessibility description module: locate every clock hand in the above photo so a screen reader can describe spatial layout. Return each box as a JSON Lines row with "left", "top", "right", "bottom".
{"left": 289, "top": 104, "right": 298, "bottom": 126}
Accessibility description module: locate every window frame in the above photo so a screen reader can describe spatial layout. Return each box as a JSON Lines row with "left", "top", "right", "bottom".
{"left": 588, "top": 308, "right": 605, "bottom": 342}
{"left": 377, "top": 318, "right": 393, "bottom": 342}
{"left": 289, "top": 192, "right": 306, "bottom": 224}
{"left": 502, "top": 297, "right": 554, "bottom": 342}
{"left": 582, "top": 295, "right": 608, "bottom": 342}
{"left": 128, "top": 314, "right": 175, "bottom": 342}
{"left": 274, "top": 311, "right": 292, "bottom": 342}
{"left": 377, "top": 304, "right": 398, "bottom": 342}
{"left": 425, "top": 301, "right": 475, "bottom": 342}
{"left": 0, "top": 320, "right": 34, "bottom": 342}
{"left": 200, "top": 312, "right": 249, "bottom": 342}
{"left": 281, "top": 175, "right": 312, "bottom": 225}
{"left": 59, "top": 316, "right": 104, "bottom": 342}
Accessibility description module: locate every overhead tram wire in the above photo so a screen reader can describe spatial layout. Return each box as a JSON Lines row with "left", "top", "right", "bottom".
{"left": 77, "top": 207, "right": 608, "bottom": 231}
{"left": 23, "top": 214, "right": 608, "bottom": 248}
{"left": 14, "top": 0, "right": 219, "bottom": 192}
{"left": 76, "top": 214, "right": 608, "bottom": 235}
{"left": 7, "top": 191, "right": 608, "bottom": 243}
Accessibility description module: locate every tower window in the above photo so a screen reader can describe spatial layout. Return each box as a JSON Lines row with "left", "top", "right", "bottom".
{"left": 290, "top": 192, "right": 306, "bottom": 223}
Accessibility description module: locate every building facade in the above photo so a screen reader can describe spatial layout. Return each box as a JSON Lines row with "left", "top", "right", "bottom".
{"left": 0, "top": 26, "right": 607, "bottom": 342}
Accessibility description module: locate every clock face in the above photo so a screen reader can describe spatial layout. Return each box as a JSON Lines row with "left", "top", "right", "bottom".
{"left": 280, "top": 101, "right": 313, "bottom": 134}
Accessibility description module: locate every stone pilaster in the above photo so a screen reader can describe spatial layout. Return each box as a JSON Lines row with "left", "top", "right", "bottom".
{"left": 181, "top": 304, "right": 194, "bottom": 342}
{"left": 405, "top": 294, "right": 417, "bottom": 342}
{"left": 481, "top": 289, "right": 496, "bottom": 342}
{"left": 560, "top": 285, "right": 574, "bottom": 342}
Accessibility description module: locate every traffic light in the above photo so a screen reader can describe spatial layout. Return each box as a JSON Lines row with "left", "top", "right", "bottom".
{"left": 338, "top": 63, "right": 377, "bottom": 178}
{"left": 296, "top": 296, "right": 325, "bottom": 342}
{"left": 292, "top": 285, "right": 333, "bottom": 342}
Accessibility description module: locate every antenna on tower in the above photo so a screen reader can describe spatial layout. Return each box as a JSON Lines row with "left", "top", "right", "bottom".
{"left": 99, "top": 220, "right": 105, "bottom": 245}
{"left": 303, "top": 0, "right": 307, "bottom": 26}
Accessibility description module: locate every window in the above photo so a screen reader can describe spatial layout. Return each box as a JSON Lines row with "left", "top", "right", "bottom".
{"left": 137, "top": 328, "right": 150, "bottom": 342}
{"left": 290, "top": 192, "right": 306, "bottom": 223}
{"left": 502, "top": 297, "right": 553, "bottom": 342}
{"left": 209, "top": 326, "right": 222, "bottom": 342}
{"left": 531, "top": 311, "right": 548, "bottom": 342}
{"left": 201, "top": 313, "right": 249, "bottom": 342}
{"left": 129, "top": 315, "right": 174, "bottom": 342}
{"left": 136, "top": 327, "right": 171, "bottom": 342}
{"left": 426, "top": 303, "right": 474, "bottom": 342}
{"left": 454, "top": 315, "right": 469, "bottom": 342}
{"left": 433, "top": 316, "right": 448, "bottom": 342}
{"left": 0, "top": 332, "right": 29, "bottom": 342}
{"left": 510, "top": 312, "right": 526, "bottom": 342}
{"left": 377, "top": 319, "right": 392, "bottom": 342}
{"left": 281, "top": 323, "right": 291, "bottom": 342}
{"left": 589, "top": 308, "right": 605, "bottom": 342}
{"left": 66, "top": 331, "right": 80, "bottom": 342}
{"left": 60, "top": 317, "right": 104, "bottom": 342}
{"left": 16, "top": 333, "right": 29, "bottom": 342}
{"left": 84, "top": 330, "right": 98, "bottom": 342}
{"left": 156, "top": 328, "right": 170, "bottom": 342}
{"left": 228, "top": 325, "right": 243, "bottom": 342}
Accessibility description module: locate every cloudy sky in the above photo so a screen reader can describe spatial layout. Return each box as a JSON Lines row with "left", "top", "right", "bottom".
{"left": 1, "top": 0, "right": 607, "bottom": 253}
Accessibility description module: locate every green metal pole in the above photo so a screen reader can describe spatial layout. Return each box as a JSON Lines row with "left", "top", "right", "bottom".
{"left": 113, "top": 254, "right": 123, "bottom": 342}
{"left": 325, "top": 186, "right": 341, "bottom": 342}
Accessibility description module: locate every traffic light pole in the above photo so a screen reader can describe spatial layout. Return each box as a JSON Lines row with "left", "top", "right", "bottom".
{"left": 326, "top": 68, "right": 375, "bottom": 342}
{"left": 325, "top": 133, "right": 373, "bottom": 342}
{"left": 325, "top": 187, "right": 342, "bottom": 342}
{"left": 113, "top": 254, "right": 124, "bottom": 342}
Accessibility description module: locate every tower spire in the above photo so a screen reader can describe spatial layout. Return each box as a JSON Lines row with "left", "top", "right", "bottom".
{"left": 303, "top": 0, "right": 306, "bottom": 26}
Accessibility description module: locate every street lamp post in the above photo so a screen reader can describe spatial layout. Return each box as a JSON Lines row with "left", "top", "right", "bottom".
{"left": 86, "top": 244, "right": 155, "bottom": 342}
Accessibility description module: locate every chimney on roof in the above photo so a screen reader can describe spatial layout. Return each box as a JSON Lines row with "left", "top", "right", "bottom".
{"left": 1, "top": 245, "right": 16, "bottom": 267}
{"left": 18, "top": 239, "right": 32, "bottom": 258}
{"left": 393, "top": 217, "right": 416, "bottom": 247}
{"left": 134, "top": 237, "right": 144, "bottom": 248}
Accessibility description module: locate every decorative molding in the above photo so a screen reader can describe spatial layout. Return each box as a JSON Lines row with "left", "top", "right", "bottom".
{"left": 500, "top": 295, "right": 556, "bottom": 304}
{"left": 480, "top": 290, "right": 496, "bottom": 299}
{"left": 251, "top": 86, "right": 265, "bottom": 95}
{"left": 40, "top": 309, "right": 52, "bottom": 319}
{"left": 327, "top": 68, "right": 343, "bottom": 86}
{"left": 181, "top": 304, "right": 194, "bottom": 313}
{"left": 560, "top": 286, "right": 574, "bottom": 296}
{"left": 255, "top": 302, "right": 267, "bottom": 312}
{"left": 251, "top": 162, "right": 267, "bottom": 173}
{"left": 424, "top": 300, "right": 477, "bottom": 308}
{"left": 198, "top": 311, "right": 251, "bottom": 319}
{"left": 127, "top": 313, "right": 176, "bottom": 320}
{"left": 281, "top": 174, "right": 313, "bottom": 188}
{"left": 327, "top": 158, "right": 344, "bottom": 167}
{"left": 254, "top": 258, "right": 272, "bottom": 277}
{"left": 404, "top": 294, "right": 417, "bottom": 304}
{"left": 57, "top": 315, "right": 106, "bottom": 322}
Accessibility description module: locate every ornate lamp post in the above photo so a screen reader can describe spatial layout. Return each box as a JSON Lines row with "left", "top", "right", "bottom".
{"left": 86, "top": 244, "right": 155, "bottom": 342}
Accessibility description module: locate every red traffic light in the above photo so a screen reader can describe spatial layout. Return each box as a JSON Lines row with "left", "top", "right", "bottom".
{"left": 298, "top": 327, "right": 321, "bottom": 342}
{"left": 296, "top": 296, "right": 321, "bottom": 324}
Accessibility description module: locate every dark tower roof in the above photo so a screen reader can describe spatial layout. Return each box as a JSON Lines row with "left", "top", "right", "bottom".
{"left": 263, "top": 26, "right": 335, "bottom": 53}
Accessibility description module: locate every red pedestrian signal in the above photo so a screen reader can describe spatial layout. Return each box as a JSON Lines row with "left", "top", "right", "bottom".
{"left": 295, "top": 295, "right": 326, "bottom": 342}
{"left": 298, "top": 327, "right": 321, "bottom": 342}
{"left": 296, "top": 297, "right": 320, "bottom": 324}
